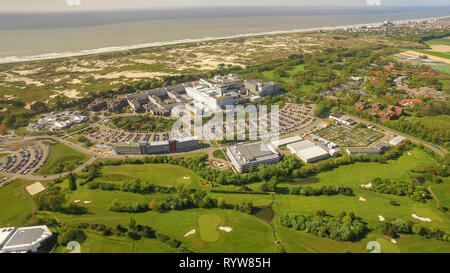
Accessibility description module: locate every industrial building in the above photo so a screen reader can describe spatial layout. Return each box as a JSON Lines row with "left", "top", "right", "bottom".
{"left": 388, "top": 136, "right": 406, "bottom": 146}
{"left": 244, "top": 79, "right": 280, "bottom": 97}
{"left": 227, "top": 141, "right": 280, "bottom": 173}
{"left": 199, "top": 73, "right": 244, "bottom": 95}
{"left": 185, "top": 85, "right": 234, "bottom": 112}
{"left": 329, "top": 113, "right": 357, "bottom": 126}
{"left": 345, "top": 143, "right": 390, "bottom": 155}
{"left": 114, "top": 136, "right": 201, "bottom": 155}
{"left": 0, "top": 225, "right": 53, "bottom": 253}
{"left": 287, "top": 140, "right": 330, "bottom": 163}
{"left": 271, "top": 136, "right": 303, "bottom": 148}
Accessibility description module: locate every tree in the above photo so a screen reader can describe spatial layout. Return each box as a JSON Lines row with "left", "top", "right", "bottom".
{"left": 68, "top": 173, "right": 77, "bottom": 191}
{"left": 57, "top": 225, "right": 86, "bottom": 245}
{"left": 129, "top": 217, "right": 136, "bottom": 228}
{"left": 268, "top": 176, "right": 278, "bottom": 192}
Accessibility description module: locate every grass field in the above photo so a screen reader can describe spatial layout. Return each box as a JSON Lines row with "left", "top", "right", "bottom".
{"left": 1, "top": 147, "right": 448, "bottom": 253}
{"left": 431, "top": 64, "right": 450, "bottom": 75}
{"left": 36, "top": 142, "right": 90, "bottom": 175}
{"left": 424, "top": 38, "right": 450, "bottom": 46}
{"left": 0, "top": 179, "right": 37, "bottom": 227}
{"left": 198, "top": 214, "right": 222, "bottom": 242}
{"left": 95, "top": 163, "right": 204, "bottom": 189}
{"left": 417, "top": 50, "right": 450, "bottom": 60}
{"left": 54, "top": 230, "right": 180, "bottom": 253}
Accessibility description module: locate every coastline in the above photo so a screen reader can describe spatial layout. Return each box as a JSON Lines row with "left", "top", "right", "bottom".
{"left": 0, "top": 15, "right": 448, "bottom": 65}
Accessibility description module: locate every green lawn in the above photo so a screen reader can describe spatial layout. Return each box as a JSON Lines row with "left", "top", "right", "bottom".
{"left": 432, "top": 64, "right": 450, "bottom": 75}
{"left": 273, "top": 148, "right": 450, "bottom": 253}
{"left": 96, "top": 163, "right": 204, "bottom": 189}
{"left": 417, "top": 50, "right": 450, "bottom": 60}
{"left": 54, "top": 230, "right": 179, "bottom": 253}
{"left": 198, "top": 214, "right": 222, "bottom": 242}
{"left": 2, "top": 147, "right": 449, "bottom": 253}
{"left": 424, "top": 38, "right": 450, "bottom": 46}
{"left": 0, "top": 179, "right": 37, "bottom": 227}
{"left": 36, "top": 142, "right": 90, "bottom": 175}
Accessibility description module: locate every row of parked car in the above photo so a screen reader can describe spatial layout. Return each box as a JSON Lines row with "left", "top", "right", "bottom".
{"left": 0, "top": 143, "right": 49, "bottom": 176}
{"left": 0, "top": 154, "right": 17, "bottom": 173}
{"left": 0, "top": 177, "right": 13, "bottom": 188}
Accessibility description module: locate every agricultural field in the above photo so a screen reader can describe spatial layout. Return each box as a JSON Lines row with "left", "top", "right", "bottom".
{"left": 36, "top": 142, "right": 91, "bottom": 175}
{"left": 315, "top": 125, "right": 384, "bottom": 147}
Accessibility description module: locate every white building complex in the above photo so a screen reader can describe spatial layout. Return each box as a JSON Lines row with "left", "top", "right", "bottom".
{"left": 287, "top": 140, "right": 329, "bottom": 163}
{"left": 185, "top": 85, "right": 234, "bottom": 112}
{"left": 227, "top": 141, "right": 280, "bottom": 173}
{"left": 0, "top": 225, "right": 53, "bottom": 253}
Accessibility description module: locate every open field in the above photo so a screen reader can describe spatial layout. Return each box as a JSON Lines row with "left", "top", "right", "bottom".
{"left": 431, "top": 64, "right": 450, "bottom": 74}
{"left": 0, "top": 179, "right": 37, "bottom": 227}
{"left": 54, "top": 230, "right": 180, "bottom": 253}
{"left": 36, "top": 142, "right": 90, "bottom": 175}
{"left": 95, "top": 163, "right": 204, "bottom": 189}
{"left": 424, "top": 38, "right": 450, "bottom": 46}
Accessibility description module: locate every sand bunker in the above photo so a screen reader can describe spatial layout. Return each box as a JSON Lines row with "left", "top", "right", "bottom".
{"left": 378, "top": 215, "right": 385, "bottom": 222}
{"left": 359, "top": 197, "right": 367, "bottom": 202}
{"left": 25, "top": 182, "right": 46, "bottom": 196}
{"left": 183, "top": 177, "right": 190, "bottom": 180}
{"left": 83, "top": 200, "right": 92, "bottom": 204}
{"left": 412, "top": 214, "right": 431, "bottom": 222}
{"left": 361, "top": 183, "right": 372, "bottom": 189}
{"left": 218, "top": 226, "right": 232, "bottom": 232}
{"left": 391, "top": 239, "right": 397, "bottom": 244}
{"left": 184, "top": 229, "right": 196, "bottom": 237}
{"left": 74, "top": 200, "right": 80, "bottom": 203}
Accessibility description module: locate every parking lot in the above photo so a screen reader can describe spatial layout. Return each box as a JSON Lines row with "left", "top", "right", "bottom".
{"left": 275, "top": 103, "right": 315, "bottom": 134}
{"left": 85, "top": 125, "right": 174, "bottom": 145}
{"left": 0, "top": 142, "right": 50, "bottom": 178}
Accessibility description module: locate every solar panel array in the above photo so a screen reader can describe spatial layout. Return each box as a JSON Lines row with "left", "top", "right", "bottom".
{"left": 4, "top": 228, "right": 45, "bottom": 247}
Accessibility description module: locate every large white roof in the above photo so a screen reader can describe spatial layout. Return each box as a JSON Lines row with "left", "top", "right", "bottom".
{"left": 271, "top": 136, "right": 303, "bottom": 147}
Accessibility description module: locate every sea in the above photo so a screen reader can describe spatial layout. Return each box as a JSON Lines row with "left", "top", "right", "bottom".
{"left": 0, "top": 6, "right": 449, "bottom": 63}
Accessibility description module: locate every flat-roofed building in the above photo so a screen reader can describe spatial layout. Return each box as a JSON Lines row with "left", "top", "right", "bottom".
{"left": 186, "top": 85, "right": 234, "bottom": 111}
{"left": 329, "top": 113, "right": 357, "bottom": 126}
{"left": 144, "top": 141, "right": 171, "bottom": 154}
{"left": 388, "top": 136, "right": 406, "bottom": 146}
{"left": 174, "top": 136, "right": 202, "bottom": 152}
{"left": 114, "top": 142, "right": 143, "bottom": 155}
{"left": 244, "top": 80, "right": 280, "bottom": 96}
{"left": 227, "top": 141, "right": 280, "bottom": 173}
{"left": 346, "top": 144, "right": 389, "bottom": 155}
{"left": 0, "top": 225, "right": 53, "bottom": 253}
{"left": 288, "top": 140, "right": 329, "bottom": 163}
{"left": 271, "top": 136, "right": 303, "bottom": 148}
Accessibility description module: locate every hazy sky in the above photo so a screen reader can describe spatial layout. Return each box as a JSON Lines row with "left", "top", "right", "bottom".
{"left": 1, "top": 0, "right": 449, "bottom": 13}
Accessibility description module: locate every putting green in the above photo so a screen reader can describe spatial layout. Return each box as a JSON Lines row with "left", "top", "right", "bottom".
{"left": 198, "top": 214, "right": 222, "bottom": 242}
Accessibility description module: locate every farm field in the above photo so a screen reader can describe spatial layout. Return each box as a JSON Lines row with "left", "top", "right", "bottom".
{"left": 36, "top": 142, "right": 91, "bottom": 175}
